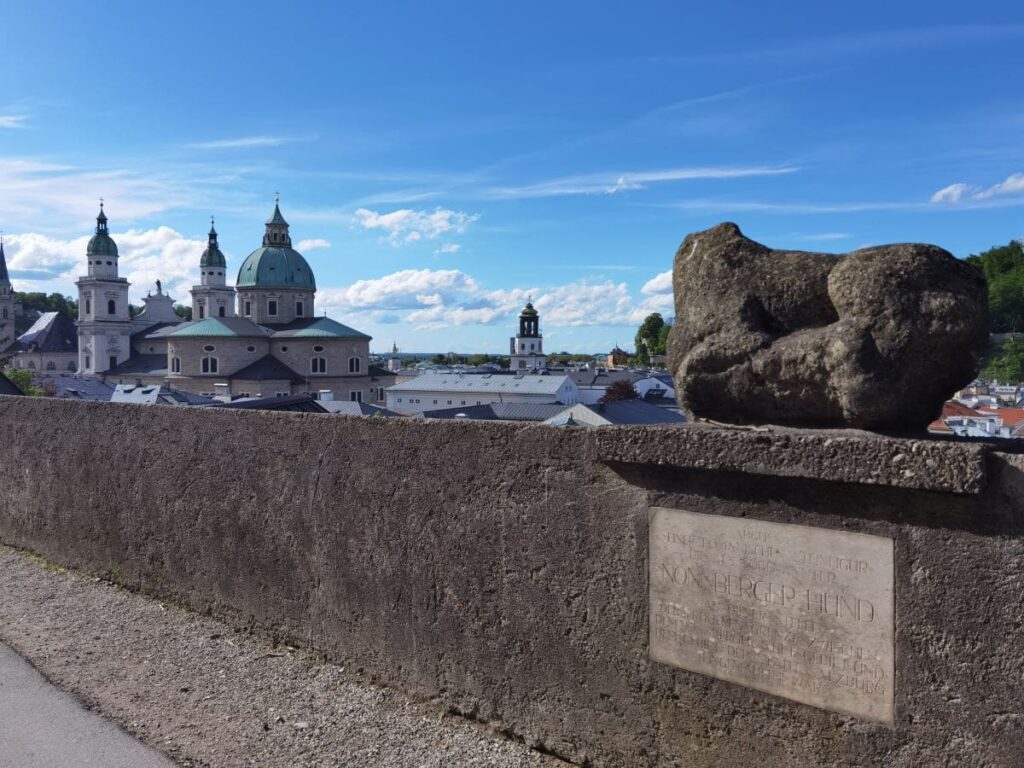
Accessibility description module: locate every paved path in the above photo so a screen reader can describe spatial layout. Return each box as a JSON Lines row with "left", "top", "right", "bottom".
{"left": 0, "top": 643, "right": 174, "bottom": 768}
{"left": 0, "top": 547, "right": 565, "bottom": 767}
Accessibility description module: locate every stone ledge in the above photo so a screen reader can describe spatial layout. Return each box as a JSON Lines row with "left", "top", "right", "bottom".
{"left": 593, "top": 423, "right": 990, "bottom": 495}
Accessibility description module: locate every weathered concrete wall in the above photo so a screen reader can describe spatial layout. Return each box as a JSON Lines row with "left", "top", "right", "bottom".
{"left": 0, "top": 395, "right": 1021, "bottom": 767}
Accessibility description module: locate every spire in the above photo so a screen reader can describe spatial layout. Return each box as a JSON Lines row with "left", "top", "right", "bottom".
{"left": 0, "top": 235, "right": 9, "bottom": 285}
{"left": 96, "top": 199, "right": 108, "bottom": 233}
{"left": 209, "top": 215, "right": 217, "bottom": 239}
{"left": 200, "top": 215, "right": 227, "bottom": 268}
{"left": 263, "top": 195, "right": 291, "bottom": 247}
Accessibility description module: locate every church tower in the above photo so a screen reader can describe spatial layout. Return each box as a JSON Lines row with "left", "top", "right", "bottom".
{"left": 190, "top": 218, "right": 235, "bottom": 320}
{"left": 76, "top": 203, "right": 133, "bottom": 374}
{"left": 0, "top": 237, "right": 15, "bottom": 352}
{"left": 509, "top": 300, "right": 546, "bottom": 371}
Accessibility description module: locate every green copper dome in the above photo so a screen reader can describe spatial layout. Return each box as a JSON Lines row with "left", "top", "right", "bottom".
{"left": 236, "top": 202, "right": 316, "bottom": 289}
{"left": 236, "top": 246, "right": 316, "bottom": 288}
{"left": 87, "top": 205, "right": 118, "bottom": 257}
{"left": 200, "top": 220, "right": 226, "bottom": 268}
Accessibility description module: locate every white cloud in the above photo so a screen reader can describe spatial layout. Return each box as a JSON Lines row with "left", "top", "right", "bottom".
{"left": 641, "top": 270, "right": 673, "bottom": 295}
{"left": 186, "top": 135, "right": 316, "bottom": 149}
{"left": 930, "top": 174, "right": 1024, "bottom": 205}
{"left": 353, "top": 207, "right": 479, "bottom": 246}
{"left": 3, "top": 227, "right": 207, "bottom": 303}
{"left": 318, "top": 268, "right": 480, "bottom": 311}
{"left": 930, "top": 183, "right": 970, "bottom": 204}
{"left": 436, "top": 243, "right": 461, "bottom": 254}
{"left": 975, "top": 173, "right": 1024, "bottom": 200}
{"left": 0, "top": 115, "right": 28, "bottom": 129}
{"left": 296, "top": 238, "right": 331, "bottom": 251}
{"left": 0, "top": 156, "right": 196, "bottom": 231}
{"left": 486, "top": 165, "right": 798, "bottom": 199}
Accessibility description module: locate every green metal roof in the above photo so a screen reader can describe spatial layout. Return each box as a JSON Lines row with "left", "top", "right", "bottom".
{"left": 271, "top": 317, "right": 370, "bottom": 339}
{"left": 200, "top": 223, "right": 226, "bottom": 268}
{"left": 167, "top": 317, "right": 270, "bottom": 338}
{"left": 236, "top": 246, "right": 316, "bottom": 289}
{"left": 87, "top": 232, "right": 118, "bottom": 257}
{"left": 266, "top": 203, "right": 288, "bottom": 226}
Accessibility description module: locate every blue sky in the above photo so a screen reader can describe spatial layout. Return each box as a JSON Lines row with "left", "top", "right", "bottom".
{"left": 2, "top": 2, "right": 1023, "bottom": 353}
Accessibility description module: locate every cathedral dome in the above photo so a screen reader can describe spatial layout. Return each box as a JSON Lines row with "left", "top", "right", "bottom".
{"left": 236, "top": 201, "right": 316, "bottom": 289}
{"left": 236, "top": 246, "right": 316, "bottom": 288}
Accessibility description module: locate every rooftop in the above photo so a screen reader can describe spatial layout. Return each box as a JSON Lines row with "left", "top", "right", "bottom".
{"left": 388, "top": 372, "right": 573, "bottom": 396}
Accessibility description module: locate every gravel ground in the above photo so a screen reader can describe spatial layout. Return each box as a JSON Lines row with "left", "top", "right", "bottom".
{"left": 0, "top": 546, "right": 567, "bottom": 768}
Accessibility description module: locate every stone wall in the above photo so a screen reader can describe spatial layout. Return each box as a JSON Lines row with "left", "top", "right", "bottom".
{"left": 0, "top": 395, "right": 1021, "bottom": 767}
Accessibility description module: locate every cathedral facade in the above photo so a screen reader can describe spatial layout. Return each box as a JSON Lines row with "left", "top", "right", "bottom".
{"left": 78, "top": 202, "right": 394, "bottom": 402}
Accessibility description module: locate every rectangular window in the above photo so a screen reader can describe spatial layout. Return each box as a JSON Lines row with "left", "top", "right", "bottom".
{"left": 109, "top": 355, "right": 118, "bottom": 370}
{"left": 276, "top": 392, "right": 289, "bottom": 398}
{"left": 198, "top": 305, "right": 205, "bottom": 319}
{"left": 268, "top": 300, "right": 278, "bottom": 316}
{"left": 296, "top": 301, "right": 304, "bottom": 317}
{"left": 350, "top": 391, "right": 362, "bottom": 402}
{"left": 244, "top": 300, "right": 251, "bottom": 316}
{"left": 85, "top": 299, "right": 91, "bottom": 315}
{"left": 85, "top": 356, "right": 91, "bottom": 369}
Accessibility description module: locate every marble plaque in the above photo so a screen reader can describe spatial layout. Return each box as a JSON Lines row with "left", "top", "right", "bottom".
{"left": 649, "top": 508, "right": 895, "bottom": 724}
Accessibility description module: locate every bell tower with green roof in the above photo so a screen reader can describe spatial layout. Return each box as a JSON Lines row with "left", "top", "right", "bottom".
{"left": 509, "top": 299, "right": 546, "bottom": 371}
{"left": 75, "top": 202, "right": 133, "bottom": 374}
{"left": 190, "top": 217, "right": 235, "bottom": 320}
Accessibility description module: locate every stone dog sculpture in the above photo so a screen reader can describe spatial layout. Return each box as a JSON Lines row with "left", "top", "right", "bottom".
{"left": 667, "top": 223, "right": 988, "bottom": 430}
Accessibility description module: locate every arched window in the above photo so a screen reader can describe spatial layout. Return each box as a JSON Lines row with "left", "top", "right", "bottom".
{"left": 107, "top": 299, "right": 116, "bottom": 315}
{"left": 27, "top": 361, "right": 35, "bottom": 369}
{"left": 67, "top": 361, "right": 77, "bottom": 371}
{"left": 348, "top": 357, "right": 361, "bottom": 373}
{"left": 46, "top": 361, "right": 56, "bottom": 371}
{"left": 198, "top": 304, "right": 205, "bottom": 319}
{"left": 311, "top": 357, "right": 327, "bottom": 374}
{"left": 218, "top": 306, "right": 226, "bottom": 317}
{"left": 85, "top": 299, "right": 91, "bottom": 315}
{"left": 171, "top": 357, "right": 181, "bottom": 374}
{"left": 201, "top": 356, "right": 218, "bottom": 374}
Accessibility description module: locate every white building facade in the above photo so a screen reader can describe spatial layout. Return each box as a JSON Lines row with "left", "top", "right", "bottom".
{"left": 387, "top": 373, "right": 578, "bottom": 414}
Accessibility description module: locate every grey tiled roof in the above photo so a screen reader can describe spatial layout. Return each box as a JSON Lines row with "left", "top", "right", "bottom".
{"left": 49, "top": 375, "right": 115, "bottom": 401}
{"left": 389, "top": 373, "right": 573, "bottom": 396}
{"left": 585, "top": 400, "right": 686, "bottom": 425}
{"left": 230, "top": 355, "right": 303, "bottom": 383}
{"left": 106, "top": 354, "right": 168, "bottom": 377}
{"left": 13, "top": 312, "right": 78, "bottom": 354}
{"left": 0, "top": 371, "right": 23, "bottom": 395}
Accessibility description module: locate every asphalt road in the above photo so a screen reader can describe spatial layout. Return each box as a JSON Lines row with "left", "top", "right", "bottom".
{"left": 0, "top": 643, "right": 175, "bottom": 768}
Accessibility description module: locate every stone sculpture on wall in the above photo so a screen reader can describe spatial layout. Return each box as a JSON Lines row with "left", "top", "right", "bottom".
{"left": 667, "top": 222, "right": 989, "bottom": 430}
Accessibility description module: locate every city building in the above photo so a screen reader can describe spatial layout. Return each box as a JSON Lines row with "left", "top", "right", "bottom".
{"left": 544, "top": 399, "right": 686, "bottom": 427}
{"left": 509, "top": 301, "right": 546, "bottom": 371}
{"left": 69, "top": 201, "right": 396, "bottom": 402}
{"left": 0, "top": 239, "right": 13, "bottom": 352}
{"left": 4, "top": 312, "right": 79, "bottom": 373}
{"left": 386, "top": 372, "right": 579, "bottom": 414}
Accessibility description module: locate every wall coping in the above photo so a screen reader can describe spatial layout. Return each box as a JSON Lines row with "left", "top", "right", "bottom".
{"left": 0, "top": 395, "right": 992, "bottom": 495}
{"left": 593, "top": 422, "right": 990, "bottom": 495}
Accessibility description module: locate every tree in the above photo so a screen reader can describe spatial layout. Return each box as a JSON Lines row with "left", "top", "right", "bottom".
{"left": 15, "top": 292, "right": 78, "bottom": 317}
{"left": 174, "top": 305, "right": 193, "bottom": 320}
{"left": 634, "top": 312, "right": 672, "bottom": 365}
{"left": 600, "top": 379, "right": 639, "bottom": 403}
{"left": 3, "top": 368, "right": 55, "bottom": 396}
{"left": 966, "top": 240, "right": 1024, "bottom": 332}
{"left": 984, "top": 339, "right": 1024, "bottom": 384}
